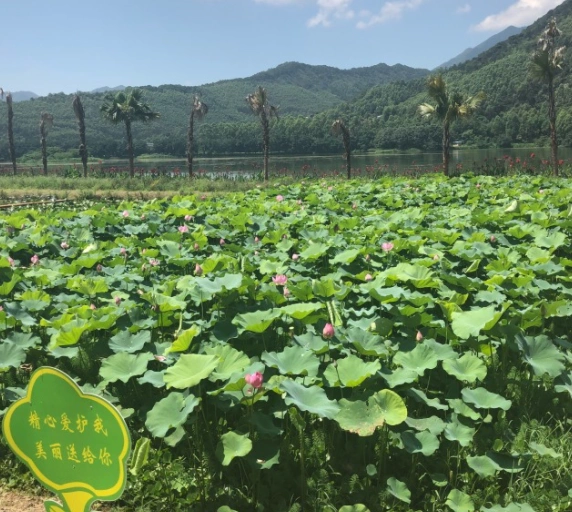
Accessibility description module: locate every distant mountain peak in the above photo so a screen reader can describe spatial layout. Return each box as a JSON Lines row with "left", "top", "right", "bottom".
{"left": 2, "top": 91, "right": 39, "bottom": 102}
{"left": 437, "top": 26, "right": 524, "bottom": 69}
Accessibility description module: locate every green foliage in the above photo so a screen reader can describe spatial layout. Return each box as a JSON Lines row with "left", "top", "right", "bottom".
{"left": 0, "top": 174, "right": 571, "bottom": 511}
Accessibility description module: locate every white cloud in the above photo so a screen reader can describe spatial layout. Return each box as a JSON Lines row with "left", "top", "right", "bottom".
{"left": 474, "top": 0, "right": 565, "bottom": 32}
{"left": 356, "top": 0, "right": 424, "bottom": 29}
{"left": 456, "top": 3, "right": 471, "bottom": 14}
{"left": 307, "top": 0, "right": 355, "bottom": 27}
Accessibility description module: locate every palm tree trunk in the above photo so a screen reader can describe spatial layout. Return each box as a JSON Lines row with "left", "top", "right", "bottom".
{"left": 125, "top": 119, "right": 135, "bottom": 178}
{"left": 343, "top": 131, "right": 351, "bottom": 179}
{"left": 187, "top": 110, "right": 195, "bottom": 178}
{"left": 6, "top": 94, "right": 17, "bottom": 176}
{"left": 40, "top": 122, "right": 48, "bottom": 176}
{"left": 79, "top": 124, "right": 88, "bottom": 179}
{"left": 442, "top": 122, "right": 450, "bottom": 177}
{"left": 548, "top": 79, "right": 559, "bottom": 176}
{"left": 261, "top": 111, "right": 270, "bottom": 181}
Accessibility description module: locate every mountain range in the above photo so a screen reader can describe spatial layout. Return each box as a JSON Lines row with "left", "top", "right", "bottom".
{"left": 1, "top": 0, "right": 571, "bottom": 161}
{"left": 5, "top": 24, "right": 526, "bottom": 104}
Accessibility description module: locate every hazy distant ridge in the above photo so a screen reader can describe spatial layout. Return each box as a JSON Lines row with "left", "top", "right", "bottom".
{"left": 437, "top": 26, "right": 524, "bottom": 69}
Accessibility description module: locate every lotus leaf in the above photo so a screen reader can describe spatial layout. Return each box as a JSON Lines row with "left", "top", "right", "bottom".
{"left": 216, "top": 431, "right": 253, "bottom": 466}
{"left": 280, "top": 379, "right": 340, "bottom": 419}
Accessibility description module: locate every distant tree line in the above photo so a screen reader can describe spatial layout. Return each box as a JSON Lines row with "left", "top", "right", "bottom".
{"left": 0, "top": 18, "right": 566, "bottom": 177}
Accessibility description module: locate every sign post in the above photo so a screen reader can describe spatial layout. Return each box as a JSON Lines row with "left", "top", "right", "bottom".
{"left": 2, "top": 367, "right": 131, "bottom": 512}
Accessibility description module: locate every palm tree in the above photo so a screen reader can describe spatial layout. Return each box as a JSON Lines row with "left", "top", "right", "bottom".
{"left": 187, "top": 95, "right": 208, "bottom": 178}
{"left": 531, "top": 18, "right": 565, "bottom": 176}
{"left": 246, "top": 86, "right": 278, "bottom": 181}
{"left": 332, "top": 119, "right": 351, "bottom": 179}
{"left": 100, "top": 89, "right": 160, "bottom": 178}
{"left": 39, "top": 112, "right": 53, "bottom": 175}
{"left": 72, "top": 94, "right": 88, "bottom": 178}
{"left": 419, "top": 74, "right": 484, "bottom": 177}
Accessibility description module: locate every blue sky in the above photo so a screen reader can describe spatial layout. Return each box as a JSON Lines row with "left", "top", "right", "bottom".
{"left": 2, "top": 0, "right": 565, "bottom": 96}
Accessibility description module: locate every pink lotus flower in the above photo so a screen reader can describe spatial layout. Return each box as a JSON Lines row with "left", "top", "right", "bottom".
{"left": 476, "top": 183, "right": 481, "bottom": 189}
{"left": 245, "top": 371, "right": 264, "bottom": 389}
{"left": 283, "top": 286, "right": 291, "bottom": 297}
{"left": 7, "top": 257, "right": 14, "bottom": 267}
{"left": 273, "top": 274, "right": 288, "bottom": 286}
{"left": 178, "top": 225, "right": 189, "bottom": 234}
{"left": 61, "top": 241, "right": 69, "bottom": 250}
{"left": 323, "top": 323, "right": 335, "bottom": 339}
{"left": 220, "top": 238, "right": 225, "bottom": 246}
{"left": 490, "top": 235, "right": 496, "bottom": 243}
{"left": 276, "top": 195, "right": 284, "bottom": 202}
{"left": 416, "top": 330, "right": 424, "bottom": 342}
{"left": 90, "top": 303, "right": 96, "bottom": 310}
{"left": 364, "top": 273, "right": 373, "bottom": 282}
{"left": 149, "top": 258, "right": 160, "bottom": 267}
{"left": 184, "top": 214, "right": 193, "bottom": 222}
{"left": 122, "top": 210, "right": 129, "bottom": 218}
{"left": 154, "top": 355, "right": 167, "bottom": 363}
{"left": 352, "top": 203, "right": 357, "bottom": 209}
{"left": 120, "top": 247, "right": 127, "bottom": 256}
{"left": 194, "top": 242, "right": 200, "bottom": 251}
{"left": 254, "top": 236, "right": 260, "bottom": 243}
{"left": 381, "top": 242, "right": 394, "bottom": 252}
{"left": 30, "top": 254, "right": 40, "bottom": 265}
{"left": 114, "top": 296, "right": 122, "bottom": 306}
{"left": 96, "top": 264, "right": 103, "bottom": 272}
{"left": 195, "top": 263, "right": 203, "bottom": 276}
{"left": 292, "top": 253, "right": 299, "bottom": 261}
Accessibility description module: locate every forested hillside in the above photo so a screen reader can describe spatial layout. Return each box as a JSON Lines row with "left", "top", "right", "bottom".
{"left": 1, "top": 0, "right": 572, "bottom": 161}
{"left": 0, "top": 62, "right": 428, "bottom": 160}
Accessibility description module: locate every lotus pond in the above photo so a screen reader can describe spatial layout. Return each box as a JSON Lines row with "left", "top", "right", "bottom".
{"left": 0, "top": 175, "right": 571, "bottom": 512}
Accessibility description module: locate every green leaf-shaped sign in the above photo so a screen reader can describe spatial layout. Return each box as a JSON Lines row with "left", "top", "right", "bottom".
{"left": 2, "top": 367, "right": 131, "bottom": 512}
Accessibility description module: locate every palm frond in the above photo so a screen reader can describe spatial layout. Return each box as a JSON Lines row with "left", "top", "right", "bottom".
{"left": 418, "top": 103, "right": 436, "bottom": 118}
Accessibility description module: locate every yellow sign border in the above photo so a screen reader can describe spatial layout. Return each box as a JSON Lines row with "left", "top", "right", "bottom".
{"left": 2, "top": 367, "right": 130, "bottom": 499}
